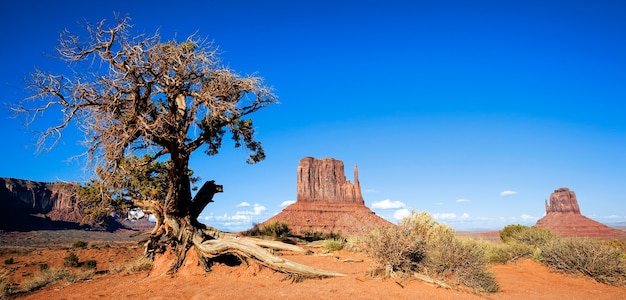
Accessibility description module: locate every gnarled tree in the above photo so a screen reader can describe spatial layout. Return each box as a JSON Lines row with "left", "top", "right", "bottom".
{"left": 16, "top": 15, "right": 343, "bottom": 278}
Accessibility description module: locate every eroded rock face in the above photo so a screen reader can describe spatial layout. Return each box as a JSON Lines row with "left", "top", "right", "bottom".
{"left": 0, "top": 178, "right": 84, "bottom": 230}
{"left": 256, "top": 157, "right": 391, "bottom": 237}
{"left": 536, "top": 186, "right": 624, "bottom": 238}
{"left": 544, "top": 187, "right": 580, "bottom": 214}
{"left": 297, "top": 157, "right": 364, "bottom": 204}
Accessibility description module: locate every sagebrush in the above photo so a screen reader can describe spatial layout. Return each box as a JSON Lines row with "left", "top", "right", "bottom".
{"left": 365, "top": 211, "right": 498, "bottom": 293}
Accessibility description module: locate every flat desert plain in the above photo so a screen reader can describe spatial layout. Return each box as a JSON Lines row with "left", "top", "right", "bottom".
{"left": 1, "top": 230, "right": 625, "bottom": 300}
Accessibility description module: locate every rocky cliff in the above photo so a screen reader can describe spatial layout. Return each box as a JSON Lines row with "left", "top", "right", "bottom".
{"left": 257, "top": 157, "right": 392, "bottom": 237}
{"left": 297, "top": 157, "right": 364, "bottom": 204}
{"left": 536, "top": 187, "right": 624, "bottom": 238}
{"left": 0, "top": 178, "right": 149, "bottom": 231}
{"left": 0, "top": 178, "right": 85, "bottom": 231}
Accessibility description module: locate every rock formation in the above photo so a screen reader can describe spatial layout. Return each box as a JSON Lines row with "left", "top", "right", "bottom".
{"left": 255, "top": 157, "right": 392, "bottom": 237}
{"left": 536, "top": 187, "right": 624, "bottom": 238}
{"left": 297, "top": 157, "right": 364, "bottom": 204}
{"left": 0, "top": 178, "right": 86, "bottom": 231}
{"left": 544, "top": 187, "right": 580, "bottom": 214}
{"left": 0, "top": 177, "right": 148, "bottom": 231}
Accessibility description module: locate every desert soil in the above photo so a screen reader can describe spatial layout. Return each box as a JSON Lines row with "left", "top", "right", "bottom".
{"left": 1, "top": 231, "right": 625, "bottom": 300}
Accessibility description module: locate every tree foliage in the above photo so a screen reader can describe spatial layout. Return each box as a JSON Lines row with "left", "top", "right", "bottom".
{"left": 15, "top": 15, "right": 343, "bottom": 278}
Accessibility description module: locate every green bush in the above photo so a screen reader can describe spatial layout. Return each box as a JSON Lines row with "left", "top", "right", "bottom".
{"left": 541, "top": 238, "right": 626, "bottom": 286}
{"left": 499, "top": 224, "right": 526, "bottom": 243}
{"left": 64, "top": 252, "right": 80, "bottom": 267}
{"left": 246, "top": 221, "right": 292, "bottom": 238}
{"left": 3, "top": 257, "right": 14, "bottom": 265}
{"left": 39, "top": 263, "right": 49, "bottom": 271}
{"left": 321, "top": 238, "right": 345, "bottom": 252}
{"left": 83, "top": 260, "right": 97, "bottom": 269}
{"left": 512, "top": 227, "right": 555, "bottom": 248}
{"left": 72, "top": 241, "right": 88, "bottom": 248}
{"left": 484, "top": 242, "right": 534, "bottom": 264}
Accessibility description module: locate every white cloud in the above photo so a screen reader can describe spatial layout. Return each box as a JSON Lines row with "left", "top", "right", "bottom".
{"left": 393, "top": 208, "right": 411, "bottom": 220}
{"left": 461, "top": 213, "right": 470, "bottom": 219}
{"left": 500, "top": 190, "right": 517, "bottom": 197}
{"left": 435, "top": 202, "right": 444, "bottom": 206}
{"left": 253, "top": 204, "right": 267, "bottom": 215}
{"left": 520, "top": 214, "right": 537, "bottom": 220}
{"left": 433, "top": 213, "right": 457, "bottom": 220}
{"left": 236, "top": 202, "right": 251, "bottom": 207}
{"left": 280, "top": 200, "right": 296, "bottom": 207}
{"left": 372, "top": 199, "right": 407, "bottom": 209}
{"left": 456, "top": 198, "right": 470, "bottom": 203}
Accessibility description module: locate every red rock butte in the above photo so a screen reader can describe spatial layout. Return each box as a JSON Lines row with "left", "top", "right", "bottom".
{"left": 259, "top": 157, "right": 392, "bottom": 236}
{"left": 535, "top": 187, "right": 625, "bottom": 238}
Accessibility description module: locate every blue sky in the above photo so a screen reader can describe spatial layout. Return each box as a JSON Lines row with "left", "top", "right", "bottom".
{"left": 1, "top": 0, "right": 625, "bottom": 232}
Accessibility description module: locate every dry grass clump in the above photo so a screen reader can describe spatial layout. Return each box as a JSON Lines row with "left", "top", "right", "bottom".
{"left": 500, "top": 224, "right": 555, "bottom": 248}
{"left": 321, "top": 238, "right": 345, "bottom": 253}
{"left": 110, "top": 256, "right": 153, "bottom": 274}
{"left": 244, "top": 221, "right": 292, "bottom": 238}
{"left": 1, "top": 268, "right": 11, "bottom": 299}
{"left": 541, "top": 238, "right": 626, "bottom": 286}
{"left": 19, "top": 267, "right": 95, "bottom": 293}
{"left": 364, "top": 211, "right": 498, "bottom": 293}
{"left": 483, "top": 242, "right": 535, "bottom": 264}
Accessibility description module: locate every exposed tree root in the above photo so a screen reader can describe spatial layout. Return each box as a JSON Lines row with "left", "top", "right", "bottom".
{"left": 192, "top": 233, "right": 346, "bottom": 278}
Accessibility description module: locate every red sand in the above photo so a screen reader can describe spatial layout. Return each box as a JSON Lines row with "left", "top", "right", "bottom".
{"left": 3, "top": 244, "right": 625, "bottom": 300}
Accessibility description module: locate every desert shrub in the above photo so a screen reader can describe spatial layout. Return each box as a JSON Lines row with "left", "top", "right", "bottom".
{"left": 39, "top": 263, "right": 49, "bottom": 271}
{"left": 83, "top": 260, "right": 97, "bottom": 269}
{"left": 246, "top": 221, "right": 292, "bottom": 238}
{"left": 499, "top": 224, "right": 526, "bottom": 243}
{"left": 364, "top": 211, "right": 498, "bottom": 292}
{"left": 321, "top": 238, "right": 345, "bottom": 252}
{"left": 483, "top": 241, "right": 534, "bottom": 264}
{"left": 111, "top": 256, "right": 153, "bottom": 274}
{"left": 19, "top": 267, "right": 95, "bottom": 293}
{"left": 1, "top": 269, "right": 11, "bottom": 299}
{"left": 424, "top": 237, "right": 498, "bottom": 293}
{"left": 3, "top": 258, "right": 14, "bottom": 265}
{"left": 510, "top": 226, "right": 555, "bottom": 248}
{"left": 20, "top": 268, "right": 69, "bottom": 292}
{"left": 64, "top": 252, "right": 80, "bottom": 267}
{"left": 541, "top": 238, "right": 626, "bottom": 286}
{"left": 72, "top": 241, "right": 88, "bottom": 248}
{"left": 364, "top": 225, "right": 426, "bottom": 278}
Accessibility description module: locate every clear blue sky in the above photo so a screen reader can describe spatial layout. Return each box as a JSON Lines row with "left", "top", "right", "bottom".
{"left": 1, "top": 0, "right": 625, "bottom": 231}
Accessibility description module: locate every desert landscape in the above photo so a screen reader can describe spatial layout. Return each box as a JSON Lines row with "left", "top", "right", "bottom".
{"left": 1, "top": 159, "right": 625, "bottom": 299}
{"left": 2, "top": 3, "right": 625, "bottom": 299}
{"left": 1, "top": 229, "right": 625, "bottom": 300}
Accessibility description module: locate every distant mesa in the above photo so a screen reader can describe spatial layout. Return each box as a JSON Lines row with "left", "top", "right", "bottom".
{"left": 255, "top": 157, "right": 392, "bottom": 237}
{"left": 535, "top": 187, "right": 625, "bottom": 238}
{"left": 0, "top": 177, "right": 149, "bottom": 232}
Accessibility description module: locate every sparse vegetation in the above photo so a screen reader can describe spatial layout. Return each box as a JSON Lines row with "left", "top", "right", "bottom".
{"left": 64, "top": 252, "right": 80, "bottom": 267}
{"left": 246, "top": 221, "right": 292, "bottom": 238}
{"left": 110, "top": 256, "right": 153, "bottom": 275}
{"left": 83, "top": 260, "right": 97, "bottom": 269}
{"left": 321, "top": 238, "right": 345, "bottom": 253}
{"left": 19, "top": 268, "right": 95, "bottom": 293}
{"left": 500, "top": 225, "right": 555, "bottom": 248}
{"left": 364, "top": 211, "right": 498, "bottom": 293}
{"left": 541, "top": 238, "right": 626, "bottom": 286}
{"left": 72, "top": 241, "right": 88, "bottom": 249}
{"left": 3, "top": 257, "right": 14, "bottom": 265}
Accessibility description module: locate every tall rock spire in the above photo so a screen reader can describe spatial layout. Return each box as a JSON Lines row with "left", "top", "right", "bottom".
{"left": 296, "top": 157, "right": 364, "bottom": 204}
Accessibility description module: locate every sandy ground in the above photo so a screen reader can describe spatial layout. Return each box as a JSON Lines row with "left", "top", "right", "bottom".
{"left": 1, "top": 233, "right": 625, "bottom": 300}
